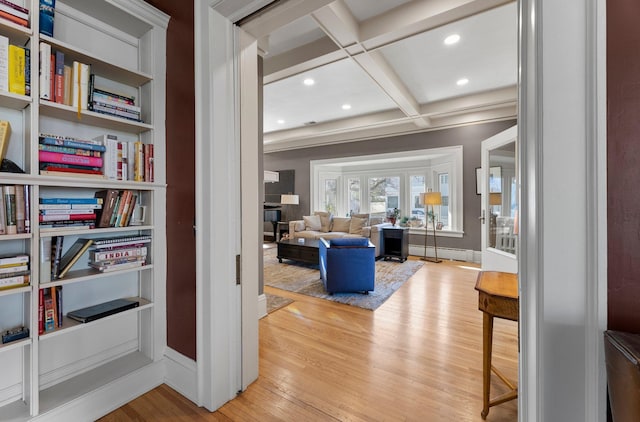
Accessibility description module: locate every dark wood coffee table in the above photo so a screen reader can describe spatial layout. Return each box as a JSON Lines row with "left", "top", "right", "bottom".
{"left": 277, "top": 238, "right": 320, "bottom": 265}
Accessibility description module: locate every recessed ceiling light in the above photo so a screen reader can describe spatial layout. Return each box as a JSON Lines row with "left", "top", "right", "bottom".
{"left": 277, "top": 119, "right": 285, "bottom": 124}
{"left": 456, "top": 78, "right": 469, "bottom": 86}
{"left": 444, "top": 34, "right": 461, "bottom": 45}
{"left": 303, "top": 78, "right": 315, "bottom": 86}
{"left": 342, "top": 104, "right": 352, "bottom": 110}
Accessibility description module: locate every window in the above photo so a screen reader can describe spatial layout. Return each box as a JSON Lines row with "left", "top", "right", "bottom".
{"left": 310, "top": 147, "right": 463, "bottom": 233}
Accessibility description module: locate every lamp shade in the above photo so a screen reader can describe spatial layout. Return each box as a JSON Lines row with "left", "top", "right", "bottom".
{"left": 280, "top": 194, "right": 299, "bottom": 205}
{"left": 420, "top": 191, "right": 442, "bottom": 206}
{"left": 489, "top": 192, "right": 502, "bottom": 206}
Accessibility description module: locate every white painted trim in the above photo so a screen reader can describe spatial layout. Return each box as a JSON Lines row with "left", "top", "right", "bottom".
{"left": 258, "top": 294, "right": 268, "bottom": 319}
{"left": 164, "top": 348, "right": 198, "bottom": 404}
{"left": 408, "top": 245, "right": 480, "bottom": 264}
{"left": 30, "top": 361, "right": 164, "bottom": 422}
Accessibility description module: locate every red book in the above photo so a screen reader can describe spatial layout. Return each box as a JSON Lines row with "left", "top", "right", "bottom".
{"left": 0, "top": 9, "right": 27, "bottom": 26}
{"left": 54, "top": 51, "right": 64, "bottom": 104}
{"left": 39, "top": 150, "right": 103, "bottom": 167}
{"left": 39, "top": 213, "right": 97, "bottom": 222}
{"left": 49, "top": 53, "right": 54, "bottom": 102}
{"left": 41, "top": 165, "right": 103, "bottom": 175}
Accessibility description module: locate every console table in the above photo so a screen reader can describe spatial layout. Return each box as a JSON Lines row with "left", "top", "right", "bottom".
{"left": 474, "top": 271, "right": 519, "bottom": 419}
{"left": 381, "top": 227, "right": 409, "bottom": 262}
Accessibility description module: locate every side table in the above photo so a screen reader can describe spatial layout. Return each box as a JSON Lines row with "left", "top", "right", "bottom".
{"left": 277, "top": 221, "right": 289, "bottom": 241}
{"left": 381, "top": 227, "right": 409, "bottom": 262}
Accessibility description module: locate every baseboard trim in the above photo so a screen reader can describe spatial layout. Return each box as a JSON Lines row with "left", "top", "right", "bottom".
{"left": 164, "top": 348, "right": 198, "bottom": 404}
{"left": 258, "top": 293, "right": 267, "bottom": 319}
{"left": 409, "top": 244, "right": 480, "bottom": 264}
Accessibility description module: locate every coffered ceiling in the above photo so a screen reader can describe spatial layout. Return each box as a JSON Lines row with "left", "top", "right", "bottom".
{"left": 223, "top": 0, "right": 518, "bottom": 152}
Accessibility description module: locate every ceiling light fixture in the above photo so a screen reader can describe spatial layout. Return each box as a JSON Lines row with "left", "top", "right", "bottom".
{"left": 444, "top": 34, "right": 460, "bottom": 45}
{"left": 277, "top": 119, "right": 285, "bottom": 124}
{"left": 456, "top": 78, "right": 469, "bottom": 86}
{"left": 303, "top": 78, "right": 315, "bottom": 86}
{"left": 342, "top": 104, "right": 352, "bottom": 110}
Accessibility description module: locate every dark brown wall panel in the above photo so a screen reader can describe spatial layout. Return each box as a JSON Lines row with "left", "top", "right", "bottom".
{"left": 144, "top": 0, "right": 197, "bottom": 359}
{"left": 607, "top": 0, "right": 640, "bottom": 334}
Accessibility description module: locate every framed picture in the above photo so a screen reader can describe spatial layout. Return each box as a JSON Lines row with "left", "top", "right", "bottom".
{"left": 489, "top": 166, "right": 502, "bottom": 193}
{"left": 436, "top": 222, "right": 443, "bottom": 230}
{"left": 475, "top": 167, "right": 482, "bottom": 195}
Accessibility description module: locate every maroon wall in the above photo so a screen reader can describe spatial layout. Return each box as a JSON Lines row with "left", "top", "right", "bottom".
{"left": 607, "top": 1, "right": 640, "bottom": 334}
{"left": 144, "top": 1, "right": 197, "bottom": 359}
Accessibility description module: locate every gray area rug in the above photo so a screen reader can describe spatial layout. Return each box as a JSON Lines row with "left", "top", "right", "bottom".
{"left": 263, "top": 248, "right": 424, "bottom": 310}
{"left": 266, "top": 293, "right": 294, "bottom": 314}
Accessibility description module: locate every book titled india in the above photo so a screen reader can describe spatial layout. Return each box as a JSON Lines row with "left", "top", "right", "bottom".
{"left": 38, "top": 150, "right": 103, "bottom": 167}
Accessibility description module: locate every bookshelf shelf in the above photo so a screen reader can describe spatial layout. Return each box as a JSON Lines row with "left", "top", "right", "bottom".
{"left": 0, "top": 284, "right": 31, "bottom": 297}
{"left": 0, "top": 0, "right": 167, "bottom": 419}
{"left": 41, "top": 264, "right": 153, "bottom": 288}
{"left": 0, "top": 336, "right": 31, "bottom": 353}
{"left": 39, "top": 34, "right": 154, "bottom": 87}
{"left": 38, "top": 297, "right": 152, "bottom": 340}
{"left": 39, "top": 101, "right": 154, "bottom": 133}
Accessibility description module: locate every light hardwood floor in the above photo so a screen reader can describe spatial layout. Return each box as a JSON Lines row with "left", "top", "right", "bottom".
{"left": 100, "top": 257, "right": 518, "bottom": 421}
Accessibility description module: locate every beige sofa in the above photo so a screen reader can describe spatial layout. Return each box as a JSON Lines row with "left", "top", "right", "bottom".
{"left": 288, "top": 212, "right": 392, "bottom": 258}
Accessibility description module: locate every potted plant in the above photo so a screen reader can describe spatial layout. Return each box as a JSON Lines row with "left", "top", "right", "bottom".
{"left": 386, "top": 207, "right": 400, "bottom": 226}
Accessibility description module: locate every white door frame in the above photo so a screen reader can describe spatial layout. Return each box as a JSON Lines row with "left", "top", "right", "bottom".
{"left": 480, "top": 125, "right": 518, "bottom": 274}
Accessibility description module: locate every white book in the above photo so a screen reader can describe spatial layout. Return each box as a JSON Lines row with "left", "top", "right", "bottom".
{"left": 0, "top": 35, "right": 8, "bottom": 92}
{"left": 40, "top": 237, "right": 52, "bottom": 283}
{"left": 93, "top": 134, "right": 118, "bottom": 180}
{"left": 39, "top": 42, "right": 51, "bottom": 100}
{"left": 71, "top": 61, "right": 90, "bottom": 110}
{"left": 127, "top": 141, "right": 135, "bottom": 181}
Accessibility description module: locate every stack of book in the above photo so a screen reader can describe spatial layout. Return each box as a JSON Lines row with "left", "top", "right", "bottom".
{"left": 38, "top": 285, "right": 62, "bottom": 334}
{"left": 0, "top": 36, "right": 30, "bottom": 96}
{"left": 88, "top": 234, "right": 150, "bottom": 272}
{"left": 38, "top": 197, "right": 102, "bottom": 231}
{"left": 0, "top": 0, "right": 29, "bottom": 28}
{"left": 89, "top": 78, "right": 141, "bottom": 122}
{"left": 0, "top": 253, "right": 29, "bottom": 291}
{"left": 39, "top": 134, "right": 106, "bottom": 178}
{"left": 0, "top": 184, "right": 31, "bottom": 235}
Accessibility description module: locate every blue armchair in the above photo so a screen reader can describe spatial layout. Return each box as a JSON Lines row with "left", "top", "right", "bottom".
{"left": 319, "top": 237, "right": 375, "bottom": 294}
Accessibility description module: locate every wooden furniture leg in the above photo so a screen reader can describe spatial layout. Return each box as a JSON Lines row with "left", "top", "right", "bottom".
{"left": 482, "top": 312, "right": 493, "bottom": 419}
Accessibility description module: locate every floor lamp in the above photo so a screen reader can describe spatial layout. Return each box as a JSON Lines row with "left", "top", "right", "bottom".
{"left": 420, "top": 191, "right": 442, "bottom": 263}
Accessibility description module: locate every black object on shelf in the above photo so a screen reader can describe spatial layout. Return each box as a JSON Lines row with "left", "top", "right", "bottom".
{"left": 1, "top": 159, "right": 25, "bottom": 173}
{"left": 604, "top": 330, "right": 640, "bottom": 422}
{"left": 67, "top": 298, "right": 140, "bottom": 323}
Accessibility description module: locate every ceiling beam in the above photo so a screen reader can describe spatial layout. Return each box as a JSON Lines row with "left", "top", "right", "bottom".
{"left": 311, "top": 1, "right": 431, "bottom": 128}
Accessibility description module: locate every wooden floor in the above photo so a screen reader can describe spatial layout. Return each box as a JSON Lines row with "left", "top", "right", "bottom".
{"left": 100, "top": 257, "right": 518, "bottom": 421}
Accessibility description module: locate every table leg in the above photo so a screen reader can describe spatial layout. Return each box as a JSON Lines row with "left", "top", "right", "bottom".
{"left": 481, "top": 311, "right": 493, "bottom": 419}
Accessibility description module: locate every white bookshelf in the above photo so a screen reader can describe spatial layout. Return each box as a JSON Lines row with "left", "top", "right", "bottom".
{"left": 0, "top": 1, "right": 168, "bottom": 420}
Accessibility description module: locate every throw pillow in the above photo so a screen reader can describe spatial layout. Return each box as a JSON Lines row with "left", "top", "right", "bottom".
{"left": 331, "top": 217, "right": 351, "bottom": 232}
{"left": 313, "top": 211, "right": 333, "bottom": 232}
{"left": 303, "top": 215, "right": 322, "bottom": 231}
{"left": 302, "top": 215, "right": 322, "bottom": 231}
{"left": 351, "top": 213, "right": 369, "bottom": 224}
{"left": 349, "top": 217, "right": 368, "bottom": 235}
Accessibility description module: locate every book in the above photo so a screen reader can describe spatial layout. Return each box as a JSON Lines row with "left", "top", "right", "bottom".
{"left": 0, "top": 120, "right": 10, "bottom": 162}
{"left": 8, "top": 44, "right": 24, "bottom": 95}
{"left": 94, "top": 189, "right": 119, "bottom": 228}
{"left": 39, "top": 223, "right": 95, "bottom": 232}
{"left": 24, "top": 46, "right": 29, "bottom": 96}
{"left": 0, "top": 263, "right": 28, "bottom": 275}
{"left": 55, "top": 286, "right": 62, "bottom": 327}
{"left": 40, "top": 135, "right": 107, "bottom": 152}
{"left": 50, "top": 235, "right": 63, "bottom": 279}
{"left": 0, "top": 0, "right": 28, "bottom": 20}
{"left": 71, "top": 60, "right": 89, "bottom": 111}
{"left": 0, "top": 253, "right": 28, "bottom": 267}
{"left": 39, "top": 213, "right": 96, "bottom": 222}
{"left": 40, "top": 208, "right": 96, "bottom": 215}
{"left": 39, "top": 169, "right": 105, "bottom": 179}
{"left": 0, "top": 192, "right": 5, "bottom": 234}
{"left": 39, "top": 150, "right": 103, "bottom": 167}
{"left": 54, "top": 50, "right": 64, "bottom": 103}
{"left": 39, "top": 143, "right": 102, "bottom": 157}
{"left": 0, "top": 273, "right": 29, "bottom": 290}
{"left": 92, "top": 234, "right": 152, "bottom": 248}
{"left": 63, "top": 64, "right": 71, "bottom": 105}
{"left": 90, "top": 246, "right": 147, "bottom": 263}
{"left": 43, "top": 288, "right": 55, "bottom": 331}
{"left": 57, "top": 238, "right": 93, "bottom": 278}
{"left": 134, "top": 141, "right": 144, "bottom": 181}
{"left": 40, "top": 237, "right": 51, "bottom": 283}
{"left": 2, "top": 184, "right": 17, "bottom": 234}
{"left": 14, "top": 184, "right": 24, "bottom": 233}
{"left": 0, "top": 35, "right": 8, "bottom": 92}
{"left": 39, "top": 203, "right": 102, "bottom": 210}
{"left": 67, "top": 298, "right": 139, "bottom": 323}
{"left": 23, "top": 185, "right": 30, "bottom": 234}
{"left": 39, "top": 42, "right": 51, "bottom": 100}
{"left": 89, "top": 260, "right": 145, "bottom": 272}
{"left": 40, "top": 197, "right": 103, "bottom": 205}
{"left": 49, "top": 286, "right": 58, "bottom": 327}
{"left": 96, "top": 134, "right": 118, "bottom": 179}
{"left": 39, "top": 0, "right": 55, "bottom": 37}
{"left": 0, "top": 9, "right": 27, "bottom": 27}
{"left": 113, "top": 190, "right": 130, "bottom": 227}
{"left": 38, "top": 288, "right": 44, "bottom": 334}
